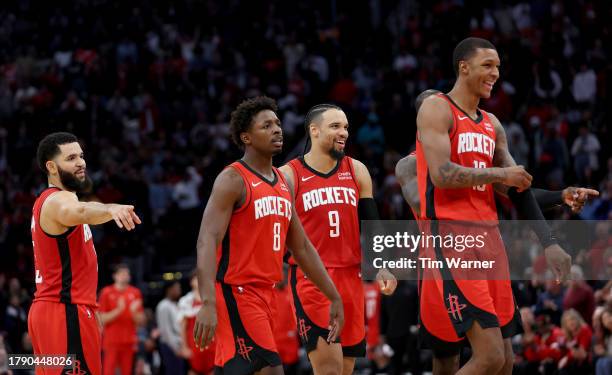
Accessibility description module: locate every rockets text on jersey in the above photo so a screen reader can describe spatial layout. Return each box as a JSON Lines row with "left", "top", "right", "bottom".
{"left": 287, "top": 156, "right": 361, "bottom": 268}
{"left": 216, "top": 161, "right": 292, "bottom": 286}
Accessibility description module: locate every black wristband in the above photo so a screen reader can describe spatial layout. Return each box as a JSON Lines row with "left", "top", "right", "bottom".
{"left": 507, "top": 188, "right": 558, "bottom": 248}
{"left": 358, "top": 197, "right": 380, "bottom": 221}
{"left": 532, "top": 188, "right": 563, "bottom": 211}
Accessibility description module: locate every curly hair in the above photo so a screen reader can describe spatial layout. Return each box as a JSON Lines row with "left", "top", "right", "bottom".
{"left": 229, "top": 96, "right": 278, "bottom": 147}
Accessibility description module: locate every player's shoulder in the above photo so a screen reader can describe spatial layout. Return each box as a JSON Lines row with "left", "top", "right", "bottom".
{"left": 127, "top": 285, "right": 142, "bottom": 296}
{"left": 421, "top": 93, "right": 449, "bottom": 110}
{"left": 99, "top": 285, "right": 114, "bottom": 297}
{"left": 347, "top": 157, "right": 368, "bottom": 176}
{"left": 214, "top": 164, "right": 245, "bottom": 190}
{"left": 395, "top": 154, "right": 417, "bottom": 177}
{"left": 417, "top": 95, "right": 453, "bottom": 128}
{"left": 279, "top": 159, "right": 300, "bottom": 185}
{"left": 42, "top": 189, "right": 77, "bottom": 209}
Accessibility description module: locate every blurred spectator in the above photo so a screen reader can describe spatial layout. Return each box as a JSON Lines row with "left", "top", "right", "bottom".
{"left": 558, "top": 309, "right": 592, "bottom": 374}
{"left": 562, "top": 266, "right": 595, "bottom": 325}
{"left": 535, "top": 278, "right": 567, "bottom": 326}
{"left": 98, "top": 264, "right": 145, "bottom": 375}
{"left": 571, "top": 124, "right": 601, "bottom": 185}
{"left": 572, "top": 63, "right": 597, "bottom": 105}
{"left": 156, "top": 280, "right": 185, "bottom": 375}
{"left": 178, "top": 273, "right": 214, "bottom": 375}
{"left": 595, "top": 305, "right": 612, "bottom": 375}
{"left": 4, "top": 294, "right": 26, "bottom": 352}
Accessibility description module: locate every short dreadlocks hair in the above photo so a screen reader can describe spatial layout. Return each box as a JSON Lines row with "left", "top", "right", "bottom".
{"left": 304, "top": 104, "right": 342, "bottom": 135}
{"left": 229, "top": 96, "right": 278, "bottom": 147}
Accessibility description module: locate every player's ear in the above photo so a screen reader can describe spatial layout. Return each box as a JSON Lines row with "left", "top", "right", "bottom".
{"left": 45, "top": 160, "right": 58, "bottom": 175}
{"left": 459, "top": 60, "right": 469, "bottom": 75}
{"left": 309, "top": 124, "right": 320, "bottom": 138}
{"left": 240, "top": 132, "right": 251, "bottom": 146}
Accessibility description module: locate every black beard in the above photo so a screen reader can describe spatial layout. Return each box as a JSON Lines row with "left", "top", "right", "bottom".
{"left": 328, "top": 147, "right": 345, "bottom": 160}
{"left": 58, "top": 167, "right": 93, "bottom": 194}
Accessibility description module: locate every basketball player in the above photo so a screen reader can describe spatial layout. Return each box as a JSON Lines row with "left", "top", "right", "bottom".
{"left": 397, "top": 89, "right": 598, "bottom": 374}
{"left": 98, "top": 264, "right": 145, "bottom": 375}
{"left": 415, "top": 37, "right": 573, "bottom": 375}
{"left": 279, "top": 104, "right": 397, "bottom": 375}
{"left": 397, "top": 89, "right": 599, "bottom": 218}
{"left": 29, "top": 132, "right": 141, "bottom": 375}
{"left": 193, "top": 97, "right": 344, "bottom": 375}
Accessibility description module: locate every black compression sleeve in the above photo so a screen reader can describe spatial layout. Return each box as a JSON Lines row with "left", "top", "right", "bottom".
{"left": 507, "top": 188, "right": 558, "bottom": 248}
{"left": 358, "top": 197, "right": 380, "bottom": 221}
{"left": 532, "top": 188, "right": 563, "bottom": 211}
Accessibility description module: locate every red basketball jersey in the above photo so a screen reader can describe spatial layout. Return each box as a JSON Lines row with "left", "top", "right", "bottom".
{"left": 216, "top": 161, "right": 292, "bottom": 286}
{"left": 287, "top": 156, "right": 361, "bottom": 268}
{"left": 98, "top": 285, "right": 142, "bottom": 348}
{"left": 31, "top": 187, "right": 98, "bottom": 306}
{"left": 416, "top": 94, "right": 498, "bottom": 221}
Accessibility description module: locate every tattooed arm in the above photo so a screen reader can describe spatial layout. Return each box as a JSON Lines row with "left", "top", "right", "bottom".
{"left": 394, "top": 155, "right": 420, "bottom": 216}
{"left": 417, "top": 96, "right": 532, "bottom": 190}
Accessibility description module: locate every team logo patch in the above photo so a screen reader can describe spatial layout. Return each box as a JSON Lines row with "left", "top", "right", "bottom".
{"left": 236, "top": 336, "right": 254, "bottom": 361}
{"left": 64, "top": 360, "right": 87, "bottom": 375}
{"left": 446, "top": 293, "right": 467, "bottom": 322}
{"left": 298, "top": 318, "right": 311, "bottom": 342}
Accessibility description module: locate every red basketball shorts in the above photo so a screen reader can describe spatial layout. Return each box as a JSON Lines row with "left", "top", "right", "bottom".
{"left": 214, "top": 282, "right": 281, "bottom": 374}
{"left": 28, "top": 300, "right": 101, "bottom": 375}
{"left": 289, "top": 265, "right": 366, "bottom": 357}
{"left": 418, "top": 223, "right": 521, "bottom": 356}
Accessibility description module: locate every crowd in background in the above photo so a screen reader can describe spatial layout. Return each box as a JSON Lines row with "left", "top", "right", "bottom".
{"left": 0, "top": 0, "right": 611, "bottom": 373}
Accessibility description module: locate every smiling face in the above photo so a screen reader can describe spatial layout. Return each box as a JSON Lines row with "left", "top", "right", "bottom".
{"left": 459, "top": 47, "right": 500, "bottom": 99}
{"left": 309, "top": 108, "right": 349, "bottom": 159}
{"left": 241, "top": 109, "right": 283, "bottom": 156}
{"left": 47, "top": 142, "right": 92, "bottom": 193}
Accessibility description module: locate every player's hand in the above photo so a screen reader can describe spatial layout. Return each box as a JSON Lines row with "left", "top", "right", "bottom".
{"left": 562, "top": 187, "right": 599, "bottom": 212}
{"left": 116, "top": 297, "right": 126, "bottom": 312}
{"left": 501, "top": 165, "right": 532, "bottom": 192}
{"left": 129, "top": 299, "right": 142, "bottom": 313}
{"left": 376, "top": 269, "right": 397, "bottom": 295}
{"left": 327, "top": 297, "right": 344, "bottom": 344}
{"left": 108, "top": 204, "right": 142, "bottom": 230}
{"left": 545, "top": 244, "right": 572, "bottom": 284}
{"left": 193, "top": 302, "right": 217, "bottom": 351}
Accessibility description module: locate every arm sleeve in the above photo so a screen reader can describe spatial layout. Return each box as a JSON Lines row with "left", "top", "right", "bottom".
{"left": 532, "top": 188, "right": 563, "bottom": 211}
{"left": 507, "top": 188, "right": 558, "bottom": 248}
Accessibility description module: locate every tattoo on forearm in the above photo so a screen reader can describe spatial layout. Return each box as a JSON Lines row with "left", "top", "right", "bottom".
{"left": 438, "top": 161, "right": 503, "bottom": 187}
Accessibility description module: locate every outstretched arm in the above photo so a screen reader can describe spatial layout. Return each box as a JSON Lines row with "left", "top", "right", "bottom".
{"left": 193, "top": 168, "right": 244, "bottom": 349}
{"left": 489, "top": 113, "right": 571, "bottom": 282}
{"left": 42, "top": 191, "right": 141, "bottom": 231}
{"left": 417, "top": 96, "right": 532, "bottom": 190}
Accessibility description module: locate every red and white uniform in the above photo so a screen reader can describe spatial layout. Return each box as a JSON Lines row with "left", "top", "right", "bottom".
{"left": 98, "top": 285, "right": 143, "bottom": 375}
{"left": 28, "top": 187, "right": 101, "bottom": 374}
{"left": 178, "top": 291, "right": 215, "bottom": 374}
{"left": 286, "top": 156, "right": 366, "bottom": 356}
{"left": 415, "top": 94, "right": 519, "bottom": 352}
{"left": 214, "top": 160, "right": 291, "bottom": 374}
